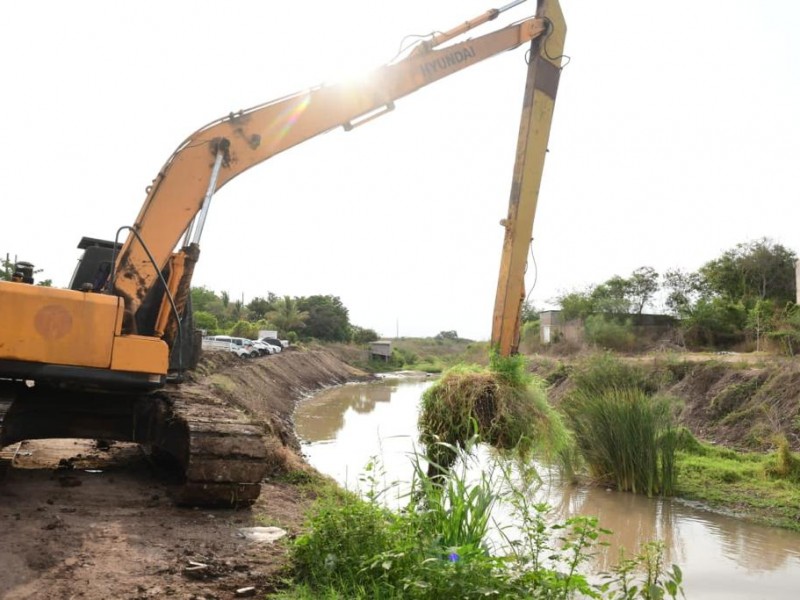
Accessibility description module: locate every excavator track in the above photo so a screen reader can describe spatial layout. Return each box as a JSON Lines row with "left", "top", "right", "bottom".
{"left": 0, "top": 380, "right": 269, "bottom": 507}
{"left": 0, "top": 393, "right": 16, "bottom": 478}
{"left": 157, "top": 385, "right": 269, "bottom": 506}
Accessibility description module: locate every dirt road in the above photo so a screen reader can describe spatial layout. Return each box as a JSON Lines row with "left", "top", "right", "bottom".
{"left": 0, "top": 350, "right": 369, "bottom": 600}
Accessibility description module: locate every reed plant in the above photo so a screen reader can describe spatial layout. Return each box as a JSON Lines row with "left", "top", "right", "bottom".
{"left": 563, "top": 387, "right": 678, "bottom": 496}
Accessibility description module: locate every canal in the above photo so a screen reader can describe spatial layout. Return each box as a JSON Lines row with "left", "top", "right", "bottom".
{"left": 295, "top": 377, "right": 800, "bottom": 599}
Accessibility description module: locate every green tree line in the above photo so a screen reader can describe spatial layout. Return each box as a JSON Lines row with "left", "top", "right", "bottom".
{"left": 555, "top": 238, "right": 800, "bottom": 353}
{"left": 191, "top": 287, "right": 379, "bottom": 344}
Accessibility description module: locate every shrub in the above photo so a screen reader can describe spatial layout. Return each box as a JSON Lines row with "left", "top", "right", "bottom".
{"left": 584, "top": 314, "right": 636, "bottom": 351}
{"left": 571, "top": 352, "right": 660, "bottom": 397}
{"left": 766, "top": 435, "right": 800, "bottom": 482}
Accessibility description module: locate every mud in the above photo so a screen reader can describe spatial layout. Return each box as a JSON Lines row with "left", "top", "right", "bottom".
{"left": 0, "top": 349, "right": 370, "bottom": 600}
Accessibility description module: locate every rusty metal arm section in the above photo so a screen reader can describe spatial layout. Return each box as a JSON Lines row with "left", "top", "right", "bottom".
{"left": 113, "top": 9, "right": 548, "bottom": 331}
{"left": 491, "top": 0, "right": 566, "bottom": 356}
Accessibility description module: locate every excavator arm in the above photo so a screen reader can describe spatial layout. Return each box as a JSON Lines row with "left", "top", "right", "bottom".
{"left": 114, "top": 5, "right": 551, "bottom": 332}
{"left": 491, "top": 0, "right": 566, "bottom": 355}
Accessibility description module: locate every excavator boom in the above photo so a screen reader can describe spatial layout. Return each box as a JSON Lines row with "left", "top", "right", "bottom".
{"left": 115, "top": 12, "right": 549, "bottom": 329}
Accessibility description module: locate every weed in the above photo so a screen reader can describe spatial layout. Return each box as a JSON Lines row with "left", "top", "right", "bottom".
{"left": 675, "top": 441, "right": 800, "bottom": 530}
{"left": 766, "top": 435, "right": 800, "bottom": 482}
{"left": 570, "top": 352, "right": 660, "bottom": 397}
{"left": 209, "top": 373, "right": 236, "bottom": 393}
{"left": 284, "top": 446, "right": 684, "bottom": 599}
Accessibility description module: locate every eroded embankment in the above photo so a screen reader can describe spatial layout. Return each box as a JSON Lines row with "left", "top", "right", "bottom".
{"left": 189, "top": 348, "right": 371, "bottom": 449}
{"left": 541, "top": 356, "right": 800, "bottom": 451}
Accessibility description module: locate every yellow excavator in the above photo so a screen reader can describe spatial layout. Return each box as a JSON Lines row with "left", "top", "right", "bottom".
{"left": 0, "top": 0, "right": 566, "bottom": 505}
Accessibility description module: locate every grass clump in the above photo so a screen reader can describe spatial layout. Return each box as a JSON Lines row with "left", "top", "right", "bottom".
{"left": 418, "top": 352, "right": 573, "bottom": 473}
{"left": 564, "top": 387, "right": 679, "bottom": 496}
{"left": 563, "top": 354, "right": 680, "bottom": 496}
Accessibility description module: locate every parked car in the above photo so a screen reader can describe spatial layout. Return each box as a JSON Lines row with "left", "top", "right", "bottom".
{"left": 258, "top": 337, "right": 284, "bottom": 353}
{"left": 250, "top": 340, "right": 275, "bottom": 355}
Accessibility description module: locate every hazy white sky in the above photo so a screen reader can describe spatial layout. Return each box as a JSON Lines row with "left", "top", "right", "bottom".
{"left": 2, "top": 1, "right": 798, "bottom": 340}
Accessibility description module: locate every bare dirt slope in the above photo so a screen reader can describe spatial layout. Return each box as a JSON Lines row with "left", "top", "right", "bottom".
{"left": 0, "top": 349, "right": 369, "bottom": 600}
{"left": 542, "top": 354, "right": 800, "bottom": 451}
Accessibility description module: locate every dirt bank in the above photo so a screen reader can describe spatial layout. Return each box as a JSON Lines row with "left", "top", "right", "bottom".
{"left": 541, "top": 355, "right": 800, "bottom": 451}
{"left": 0, "top": 349, "right": 370, "bottom": 600}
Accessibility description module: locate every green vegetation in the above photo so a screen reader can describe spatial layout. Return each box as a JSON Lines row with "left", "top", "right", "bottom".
{"left": 191, "top": 286, "right": 378, "bottom": 344}
{"left": 563, "top": 387, "right": 678, "bottom": 496}
{"left": 559, "top": 354, "right": 679, "bottom": 496}
{"left": 278, "top": 446, "right": 683, "bottom": 599}
{"left": 418, "top": 353, "right": 573, "bottom": 472}
{"left": 555, "top": 238, "right": 800, "bottom": 354}
{"left": 675, "top": 433, "right": 800, "bottom": 530}
{"left": 583, "top": 315, "right": 636, "bottom": 352}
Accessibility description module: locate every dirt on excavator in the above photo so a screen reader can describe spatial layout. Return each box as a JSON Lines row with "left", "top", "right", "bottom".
{"left": 0, "top": 349, "right": 370, "bottom": 600}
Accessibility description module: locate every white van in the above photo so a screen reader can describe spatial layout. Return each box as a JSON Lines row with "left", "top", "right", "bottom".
{"left": 201, "top": 336, "right": 257, "bottom": 358}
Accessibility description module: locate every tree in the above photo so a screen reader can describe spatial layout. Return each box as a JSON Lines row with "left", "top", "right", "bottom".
{"left": 194, "top": 310, "right": 219, "bottom": 333}
{"left": 681, "top": 297, "right": 747, "bottom": 348}
{"left": 1, "top": 253, "right": 52, "bottom": 286}
{"left": 746, "top": 298, "right": 776, "bottom": 352}
{"left": 435, "top": 330, "right": 459, "bottom": 340}
{"left": 590, "top": 276, "right": 632, "bottom": 314}
{"left": 246, "top": 296, "right": 276, "bottom": 321}
{"left": 267, "top": 296, "right": 309, "bottom": 335}
{"left": 766, "top": 303, "right": 800, "bottom": 356}
{"left": 192, "top": 286, "right": 225, "bottom": 314}
{"left": 700, "top": 238, "right": 797, "bottom": 307}
{"left": 627, "top": 266, "right": 659, "bottom": 314}
{"left": 351, "top": 326, "right": 379, "bottom": 344}
{"left": 557, "top": 289, "right": 595, "bottom": 320}
{"left": 520, "top": 301, "right": 540, "bottom": 323}
{"left": 662, "top": 268, "right": 704, "bottom": 317}
{"left": 229, "top": 320, "right": 259, "bottom": 339}
{"left": 298, "top": 295, "right": 351, "bottom": 341}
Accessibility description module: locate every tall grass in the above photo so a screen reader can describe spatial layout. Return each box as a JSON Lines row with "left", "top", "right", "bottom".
{"left": 564, "top": 387, "right": 678, "bottom": 496}
{"left": 562, "top": 354, "right": 682, "bottom": 496}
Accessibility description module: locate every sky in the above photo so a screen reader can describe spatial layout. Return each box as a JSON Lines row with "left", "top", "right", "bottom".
{"left": 1, "top": 1, "right": 799, "bottom": 341}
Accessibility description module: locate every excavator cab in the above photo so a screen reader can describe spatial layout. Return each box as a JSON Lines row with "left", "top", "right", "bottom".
{"left": 69, "top": 237, "right": 120, "bottom": 292}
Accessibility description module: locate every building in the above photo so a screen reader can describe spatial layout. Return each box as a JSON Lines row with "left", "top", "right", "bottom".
{"left": 369, "top": 340, "right": 392, "bottom": 362}
{"left": 539, "top": 310, "right": 677, "bottom": 346}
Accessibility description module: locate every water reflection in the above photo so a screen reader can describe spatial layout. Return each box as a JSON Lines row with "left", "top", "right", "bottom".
{"left": 295, "top": 378, "right": 800, "bottom": 599}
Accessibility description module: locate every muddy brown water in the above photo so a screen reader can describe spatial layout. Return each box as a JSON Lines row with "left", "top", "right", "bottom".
{"left": 295, "top": 377, "right": 800, "bottom": 600}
